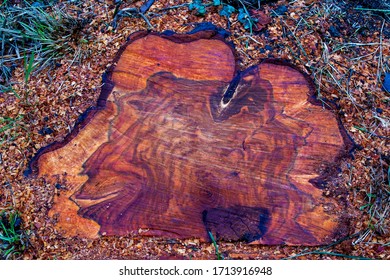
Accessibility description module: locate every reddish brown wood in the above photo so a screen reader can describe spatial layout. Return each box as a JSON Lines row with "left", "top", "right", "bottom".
{"left": 27, "top": 30, "right": 353, "bottom": 245}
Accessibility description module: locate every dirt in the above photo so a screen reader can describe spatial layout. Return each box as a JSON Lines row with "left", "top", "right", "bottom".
{"left": 0, "top": 0, "right": 389, "bottom": 260}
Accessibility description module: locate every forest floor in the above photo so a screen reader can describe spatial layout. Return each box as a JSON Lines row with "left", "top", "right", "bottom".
{"left": 0, "top": 0, "right": 389, "bottom": 259}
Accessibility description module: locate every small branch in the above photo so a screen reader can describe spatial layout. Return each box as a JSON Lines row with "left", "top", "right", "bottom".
{"left": 112, "top": 6, "right": 154, "bottom": 30}
{"left": 138, "top": 12, "right": 153, "bottom": 30}
{"left": 146, "top": 3, "right": 190, "bottom": 18}
{"left": 139, "top": 0, "right": 156, "bottom": 14}
{"left": 155, "top": 3, "right": 189, "bottom": 12}
{"left": 284, "top": 232, "right": 365, "bottom": 260}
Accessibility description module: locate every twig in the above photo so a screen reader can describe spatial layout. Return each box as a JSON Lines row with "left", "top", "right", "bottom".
{"left": 146, "top": 4, "right": 189, "bottom": 18}
{"left": 352, "top": 228, "right": 372, "bottom": 245}
{"left": 237, "top": 35, "right": 262, "bottom": 44}
{"left": 349, "top": 47, "right": 379, "bottom": 61}
{"left": 139, "top": 0, "right": 156, "bottom": 14}
{"left": 112, "top": 6, "right": 154, "bottom": 30}
{"left": 284, "top": 232, "right": 367, "bottom": 260}
{"left": 151, "top": 3, "right": 189, "bottom": 13}
{"left": 138, "top": 12, "right": 153, "bottom": 30}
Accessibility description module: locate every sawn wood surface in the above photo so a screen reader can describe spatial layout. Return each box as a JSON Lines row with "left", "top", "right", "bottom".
{"left": 26, "top": 29, "right": 354, "bottom": 245}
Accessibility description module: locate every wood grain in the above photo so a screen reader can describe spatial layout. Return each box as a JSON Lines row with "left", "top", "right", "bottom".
{"left": 26, "top": 29, "right": 353, "bottom": 245}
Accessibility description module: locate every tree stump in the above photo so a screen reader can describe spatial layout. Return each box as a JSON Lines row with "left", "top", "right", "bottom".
{"left": 27, "top": 29, "right": 354, "bottom": 245}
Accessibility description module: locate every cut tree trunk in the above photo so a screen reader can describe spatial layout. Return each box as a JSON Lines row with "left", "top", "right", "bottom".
{"left": 26, "top": 29, "right": 354, "bottom": 245}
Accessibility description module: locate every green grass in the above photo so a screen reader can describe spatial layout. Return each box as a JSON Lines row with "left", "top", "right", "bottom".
{"left": 0, "top": 0, "right": 87, "bottom": 84}
{"left": 0, "top": 115, "right": 28, "bottom": 146}
{"left": 286, "top": 250, "right": 372, "bottom": 260}
{"left": 284, "top": 233, "right": 372, "bottom": 260}
{"left": 354, "top": 7, "right": 390, "bottom": 14}
{"left": 0, "top": 209, "right": 29, "bottom": 260}
{"left": 208, "top": 231, "right": 223, "bottom": 260}
{"left": 0, "top": 115, "right": 24, "bottom": 134}
{"left": 0, "top": 84, "right": 20, "bottom": 98}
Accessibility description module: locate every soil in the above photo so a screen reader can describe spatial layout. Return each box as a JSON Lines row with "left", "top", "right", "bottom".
{"left": 0, "top": 0, "right": 389, "bottom": 260}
